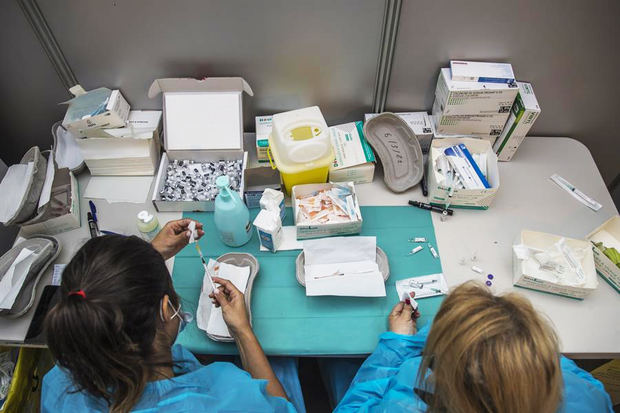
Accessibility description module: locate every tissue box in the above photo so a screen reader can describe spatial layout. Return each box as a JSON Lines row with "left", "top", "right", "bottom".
{"left": 365, "top": 112, "right": 434, "bottom": 153}
{"left": 61, "top": 87, "right": 130, "bottom": 135}
{"left": 292, "top": 182, "right": 362, "bottom": 240}
{"left": 328, "top": 121, "right": 375, "bottom": 184}
{"left": 587, "top": 215, "right": 620, "bottom": 293}
{"left": 493, "top": 82, "right": 541, "bottom": 161}
{"left": 513, "top": 230, "right": 598, "bottom": 299}
{"left": 149, "top": 77, "right": 252, "bottom": 212}
{"left": 76, "top": 111, "right": 162, "bottom": 176}
{"left": 255, "top": 115, "right": 272, "bottom": 163}
{"left": 434, "top": 68, "right": 518, "bottom": 115}
{"left": 427, "top": 138, "right": 500, "bottom": 209}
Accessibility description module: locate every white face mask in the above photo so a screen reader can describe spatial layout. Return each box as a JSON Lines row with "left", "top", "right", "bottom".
{"left": 160, "top": 299, "right": 193, "bottom": 336}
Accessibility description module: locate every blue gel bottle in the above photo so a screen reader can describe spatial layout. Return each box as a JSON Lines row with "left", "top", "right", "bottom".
{"left": 214, "top": 175, "right": 252, "bottom": 247}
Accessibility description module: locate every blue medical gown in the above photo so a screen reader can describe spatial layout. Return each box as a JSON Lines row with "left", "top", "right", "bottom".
{"left": 42, "top": 344, "right": 296, "bottom": 412}
{"left": 334, "top": 324, "right": 613, "bottom": 413}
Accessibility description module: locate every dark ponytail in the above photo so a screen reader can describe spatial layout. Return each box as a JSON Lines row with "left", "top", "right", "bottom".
{"left": 45, "top": 235, "right": 179, "bottom": 412}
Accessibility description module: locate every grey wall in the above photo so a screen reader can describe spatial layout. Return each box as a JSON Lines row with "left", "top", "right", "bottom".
{"left": 38, "top": 0, "right": 384, "bottom": 131}
{"left": 0, "top": 1, "right": 69, "bottom": 164}
{"left": 387, "top": 0, "right": 620, "bottom": 183}
{"left": 1, "top": 0, "right": 618, "bottom": 184}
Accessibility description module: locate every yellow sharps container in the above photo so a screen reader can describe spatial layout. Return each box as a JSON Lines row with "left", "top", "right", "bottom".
{"left": 268, "top": 106, "right": 335, "bottom": 194}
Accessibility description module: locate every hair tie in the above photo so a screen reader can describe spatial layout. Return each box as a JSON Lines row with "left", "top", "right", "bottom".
{"left": 68, "top": 290, "right": 86, "bottom": 299}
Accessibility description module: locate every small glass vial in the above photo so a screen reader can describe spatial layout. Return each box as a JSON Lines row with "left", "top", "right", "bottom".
{"left": 136, "top": 210, "right": 160, "bottom": 241}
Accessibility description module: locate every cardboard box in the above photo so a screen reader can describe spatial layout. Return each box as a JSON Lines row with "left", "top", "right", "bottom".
{"left": 244, "top": 167, "right": 282, "bottom": 208}
{"left": 450, "top": 60, "right": 515, "bottom": 83}
{"left": 513, "top": 230, "right": 598, "bottom": 300}
{"left": 493, "top": 82, "right": 541, "bottom": 161}
{"left": 255, "top": 115, "right": 272, "bottom": 163}
{"left": 428, "top": 138, "right": 499, "bottom": 209}
{"left": 292, "top": 182, "right": 362, "bottom": 240}
{"left": 434, "top": 68, "right": 518, "bottom": 115}
{"left": 149, "top": 77, "right": 252, "bottom": 212}
{"left": 432, "top": 98, "right": 509, "bottom": 137}
{"left": 76, "top": 111, "right": 162, "bottom": 176}
{"left": 61, "top": 87, "right": 130, "bottom": 135}
{"left": 586, "top": 215, "right": 620, "bottom": 293}
{"left": 20, "top": 171, "right": 80, "bottom": 236}
{"left": 365, "top": 112, "right": 434, "bottom": 153}
{"left": 328, "top": 121, "right": 375, "bottom": 184}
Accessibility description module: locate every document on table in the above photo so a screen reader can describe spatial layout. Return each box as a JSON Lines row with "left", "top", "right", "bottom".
{"left": 0, "top": 248, "right": 38, "bottom": 310}
{"left": 303, "top": 236, "right": 386, "bottom": 297}
{"left": 196, "top": 259, "right": 251, "bottom": 338}
{"left": 83, "top": 176, "right": 153, "bottom": 203}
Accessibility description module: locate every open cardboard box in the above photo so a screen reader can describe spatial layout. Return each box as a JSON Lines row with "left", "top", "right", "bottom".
{"left": 587, "top": 215, "right": 620, "bottom": 293}
{"left": 148, "top": 77, "right": 253, "bottom": 212}
{"left": 513, "top": 230, "right": 598, "bottom": 300}
{"left": 292, "top": 182, "right": 362, "bottom": 240}
{"left": 428, "top": 137, "right": 500, "bottom": 209}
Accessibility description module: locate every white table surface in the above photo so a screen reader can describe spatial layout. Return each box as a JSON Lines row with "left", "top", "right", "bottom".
{"left": 1, "top": 136, "right": 618, "bottom": 357}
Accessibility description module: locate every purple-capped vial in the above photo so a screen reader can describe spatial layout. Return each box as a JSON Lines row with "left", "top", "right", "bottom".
{"left": 485, "top": 280, "right": 492, "bottom": 287}
{"left": 487, "top": 274, "right": 494, "bottom": 280}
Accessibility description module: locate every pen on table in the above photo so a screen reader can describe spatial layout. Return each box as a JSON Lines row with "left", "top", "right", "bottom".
{"left": 88, "top": 200, "right": 98, "bottom": 223}
{"left": 87, "top": 212, "right": 99, "bottom": 239}
{"left": 409, "top": 200, "right": 454, "bottom": 216}
{"left": 420, "top": 172, "right": 428, "bottom": 196}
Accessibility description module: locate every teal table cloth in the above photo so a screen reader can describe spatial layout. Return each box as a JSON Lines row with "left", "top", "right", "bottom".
{"left": 173, "top": 206, "right": 443, "bottom": 355}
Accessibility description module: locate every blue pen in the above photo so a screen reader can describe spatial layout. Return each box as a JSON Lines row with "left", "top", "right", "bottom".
{"left": 88, "top": 200, "right": 98, "bottom": 222}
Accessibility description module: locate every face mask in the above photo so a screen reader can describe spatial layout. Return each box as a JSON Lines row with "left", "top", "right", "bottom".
{"left": 161, "top": 299, "right": 194, "bottom": 336}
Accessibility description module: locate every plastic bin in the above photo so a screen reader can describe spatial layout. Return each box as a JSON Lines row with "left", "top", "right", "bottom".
{"left": 268, "top": 106, "right": 334, "bottom": 194}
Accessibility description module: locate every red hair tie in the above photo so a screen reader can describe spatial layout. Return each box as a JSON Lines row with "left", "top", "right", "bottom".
{"left": 68, "top": 290, "right": 86, "bottom": 299}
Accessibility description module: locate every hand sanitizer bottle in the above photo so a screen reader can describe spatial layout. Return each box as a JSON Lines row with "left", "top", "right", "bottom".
{"left": 214, "top": 175, "right": 252, "bottom": 247}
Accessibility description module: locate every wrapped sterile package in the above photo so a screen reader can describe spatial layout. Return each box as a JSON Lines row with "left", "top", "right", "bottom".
{"left": 513, "top": 230, "right": 598, "bottom": 299}
{"left": 292, "top": 182, "right": 362, "bottom": 240}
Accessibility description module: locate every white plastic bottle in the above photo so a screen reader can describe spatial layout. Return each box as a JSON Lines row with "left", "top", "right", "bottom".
{"left": 136, "top": 210, "right": 160, "bottom": 241}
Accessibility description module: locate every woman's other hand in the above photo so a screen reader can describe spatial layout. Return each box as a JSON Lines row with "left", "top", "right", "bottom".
{"left": 209, "top": 277, "right": 252, "bottom": 337}
{"left": 388, "top": 301, "right": 420, "bottom": 336}
{"left": 151, "top": 219, "right": 204, "bottom": 260}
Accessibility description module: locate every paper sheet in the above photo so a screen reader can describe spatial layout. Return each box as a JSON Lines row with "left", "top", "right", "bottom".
{"left": 0, "top": 248, "right": 38, "bottom": 310}
{"left": 51, "top": 264, "right": 66, "bottom": 286}
{"left": 0, "top": 162, "right": 34, "bottom": 223}
{"left": 395, "top": 273, "right": 448, "bottom": 302}
{"left": 54, "top": 125, "right": 83, "bottom": 170}
{"left": 259, "top": 226, "right": 303, "bottom": 251}
{"left": 196, "top": 259, "right": 251, "bottom": 338}
{"left": 83, "top": 176, "right": 153, "bottom": 203}
{"left": 38, "top": 152, "right": 56, "bottom": 209}
{"left": 303, "top": 236, "right": 386, "bottom": 297}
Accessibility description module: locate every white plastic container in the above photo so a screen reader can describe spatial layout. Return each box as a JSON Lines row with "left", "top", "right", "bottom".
{"left": 268, "top": 106, "right": 334, "bottom": 194}
{"left": 136, "top": 210, "right": 160, "bottom": 241}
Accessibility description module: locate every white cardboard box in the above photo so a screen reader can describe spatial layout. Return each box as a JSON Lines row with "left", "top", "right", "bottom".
{"left": 255, "top": 115, "right": 272, "bottom": 163}
{"left": 292, "top": 182, "right": 362, "bottom": 240}
{"left": 493, "top": 82, "right": 541, "bottom": 161}
{"left": 428, "top": 137, "right": 499, "bottom": 209}
{"left": 434, "top": 68, "right": 519, "bottom": 115}
{"left": 61, "top": 88, "right": 130, "bottom": 135}
{"left": 148, "top": 77, "right": 252, "bottom": 212}
{"left": 450, "top": 60, "right": 515, "bottom": 83}
{"left": 328, "top": 121, "right": 375, "bottom": 184}
{"left": 586, "top": 215, "right": 620, "bottom": 293}
{"left": 76, "top": 111, "right": 162, "bottom": 176}
{"left": 365, "top": 112, "right": 434, "bottom": 153}
{"left": 432, "top": 98, "right": 509, "bottom": 137}
{"left": 20, "top": 171, "right": 80, "bottom": 236}
{"left": 513, "top": 230, "right": 598, "bottom": 300}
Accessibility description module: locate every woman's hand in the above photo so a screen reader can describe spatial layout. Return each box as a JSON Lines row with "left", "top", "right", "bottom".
{"left": 209, "top": 277, "right": 252, "bottom": 337}
{"left": 388, "top": 301, "right": 420, "bottom": 336}
{"left": 151, "top": 219, "right": 204, "bottom": 260}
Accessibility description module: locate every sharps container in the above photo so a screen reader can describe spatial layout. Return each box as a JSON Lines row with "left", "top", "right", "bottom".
{"left": 268, "top": 106, "right": 334, "bottom": 194}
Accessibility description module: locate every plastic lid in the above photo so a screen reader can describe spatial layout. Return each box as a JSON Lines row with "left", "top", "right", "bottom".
{"left": 137, "top": 210, "right": 153, "bottom": 223}
{"left": 216, "top": 175, "right": 230, "bottom": 188}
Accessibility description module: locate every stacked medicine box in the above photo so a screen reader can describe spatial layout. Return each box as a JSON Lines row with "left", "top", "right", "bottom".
{"left": 432, "top": 68, "right": 519, "bottom": 146}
